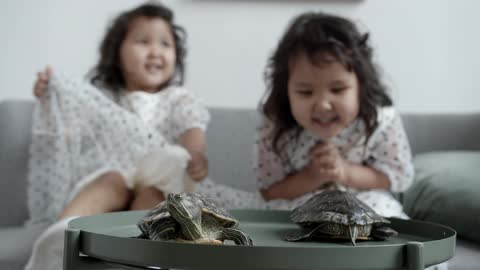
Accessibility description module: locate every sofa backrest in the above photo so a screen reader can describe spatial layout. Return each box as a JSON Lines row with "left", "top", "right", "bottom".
{"left": 1, "top": 99, "right": 480, "bottom": 226}
{"left": 206, "top": 108, "right": 258, "bottom": 192}
{"left": 0, "top": 100, "right": 34, "bottom": 226}
{"left": 402, "top": 113, "right": 480, "bottom": 154}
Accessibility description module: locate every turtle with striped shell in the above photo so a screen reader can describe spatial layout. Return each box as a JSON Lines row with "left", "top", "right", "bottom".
{"left": 285, "top": 190, "right": 397, "bottom": 245}
{"left": 137, "top": 193, "right": 253, "bottom": 245}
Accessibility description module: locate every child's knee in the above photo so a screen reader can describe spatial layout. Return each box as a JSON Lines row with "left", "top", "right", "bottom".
{"left": 130, "top": 187, "right": 165, "bottom": 210}
{"left": 97, "top": 171, "right": 131, "bottom": 196}
{"left": 137, "top": 186, "right": 165, "bottom": 200}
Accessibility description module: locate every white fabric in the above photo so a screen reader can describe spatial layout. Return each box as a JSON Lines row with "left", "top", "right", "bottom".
{"left": 253, "top": 107, "right": 414, "bottom": 218}
{"left": 24, "top": 216, "right": 77, "bottom": 270}
{"left": 132, "top": 145, "right": 196, "bottom": 194}
{"left": 63, "top": 144, "right": 195, "bottom": 207}
{"left": 26, "top": 73, "right": 210, "bottom": 227}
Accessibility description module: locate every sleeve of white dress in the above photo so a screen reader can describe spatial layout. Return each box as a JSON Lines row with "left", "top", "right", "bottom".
{"left": 170, "top": 87, "right": 210, "bottom": 139}
{"left": 253, "top": 117, "right": 291, "bottom": 190}
{"left": 366, "top": 107, "right": 414, "bottom": 193}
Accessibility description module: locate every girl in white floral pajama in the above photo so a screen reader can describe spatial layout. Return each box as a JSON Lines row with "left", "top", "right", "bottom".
{"left": 254, "top": 11, "right": 414, "bottom": 218}
{"left": 29, "top": 3, "right": 209, "bottom": 225}
{"left": 253, "top": 11, "right": 446, "bottom": 270}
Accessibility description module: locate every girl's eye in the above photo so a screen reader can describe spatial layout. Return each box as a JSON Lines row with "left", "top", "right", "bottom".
{"left": 331, "top": 87, "right": 347, "bottom": 94}
{"left": 297, "top": 90, "right": 313, "bottom": 96}
{"left": 160, "top": 40, "right": 172, "bottom": 47}
{"left": 137, "top": 39, "right": 149, "bottom": 45}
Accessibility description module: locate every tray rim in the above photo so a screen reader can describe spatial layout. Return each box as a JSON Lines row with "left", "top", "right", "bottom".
{"left": 67, "top": 209, "right": 456, "bottom": 270}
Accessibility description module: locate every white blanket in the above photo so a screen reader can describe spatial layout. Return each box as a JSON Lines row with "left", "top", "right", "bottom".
{"left": 24, "top": 73, "right": 207, "bottom": 270}
{"left": 26, "top": 73, "right": 196, "bottom": 227}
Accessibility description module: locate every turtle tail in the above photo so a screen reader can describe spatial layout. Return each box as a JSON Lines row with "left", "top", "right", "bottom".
{"left": 221, "top": 228, "right": 254, "bottom": 245}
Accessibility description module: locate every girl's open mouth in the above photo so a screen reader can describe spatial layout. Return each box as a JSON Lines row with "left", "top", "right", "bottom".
{"left": 312, "top": 116, "right": 339, "bottom": 128}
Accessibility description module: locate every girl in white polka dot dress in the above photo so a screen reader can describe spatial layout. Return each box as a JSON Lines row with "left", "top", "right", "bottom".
{"left": 29, "top": 3, "right": 210, "bottom": 225}
{"left": 255, "top": 13, "right": 448, "bottom": 269}
{"left": 254, "top": 11, "right": 414, "bottom": 218}
{"left": 26, "top": 3, "right": 219, "bottom": 270}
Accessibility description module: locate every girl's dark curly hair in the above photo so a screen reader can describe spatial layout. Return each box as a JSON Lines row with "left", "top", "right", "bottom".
{"left": 262, "top": 11, "right": 392, "bottom": 155}
{"left": 89, "top": 2, "right": 187, "bottom": 92}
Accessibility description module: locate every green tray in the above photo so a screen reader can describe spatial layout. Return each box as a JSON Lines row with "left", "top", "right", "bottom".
{"left": 65, "top": 209, "right": 455, "bottom": 270}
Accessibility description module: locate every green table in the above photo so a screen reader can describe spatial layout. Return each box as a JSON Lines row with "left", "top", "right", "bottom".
{"left": 64, "top": 209, "right": 455, "bottom": 270}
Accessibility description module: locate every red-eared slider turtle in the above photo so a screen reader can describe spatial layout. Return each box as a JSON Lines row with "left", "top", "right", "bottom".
{"left": 137, "top": 193, "right": 253, "bottom": 245}
{"left": 285, "top": 190, "right": 397, "bottom": 245}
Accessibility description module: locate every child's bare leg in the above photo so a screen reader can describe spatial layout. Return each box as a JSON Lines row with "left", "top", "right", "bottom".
{"left": 130, "top": 186, "right": 165, "bottom": 210}
{"left": 59, "top": 171, "right": 132, "bottom": 219}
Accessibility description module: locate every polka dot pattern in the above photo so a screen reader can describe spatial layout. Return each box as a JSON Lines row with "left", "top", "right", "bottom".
{"left": 252, "top": 107, "right": 415, "bottom": 217}
{"left": 26, "top": 73, "right": 209, "bottom": 226}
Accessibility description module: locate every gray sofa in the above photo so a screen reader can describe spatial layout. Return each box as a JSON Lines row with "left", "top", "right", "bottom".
{"left": 1, "top": 100, "right": 480, "bottom": 270}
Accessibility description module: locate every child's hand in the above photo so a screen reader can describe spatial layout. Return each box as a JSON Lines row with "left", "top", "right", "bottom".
{"left": 308, "top": 142, "right": 350, "bottom": 186}
{"left": 187, "top": 151, "right": 208, "bottom": 181}
{"left": 33, "top": 66, "right": 52, "bottom": 98}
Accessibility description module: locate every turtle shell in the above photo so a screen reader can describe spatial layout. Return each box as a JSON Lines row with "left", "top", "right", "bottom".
{"left": 290, "top": 190, "right": 389, "bottom": 227}
{"left": 137, "top": 193, "right": 238, "bottom": 241}
{"left": 184, "top": 193, "right": 238, "bottom": 228}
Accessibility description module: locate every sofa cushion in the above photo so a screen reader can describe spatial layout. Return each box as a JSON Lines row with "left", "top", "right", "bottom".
{"left": 403, "top": 151, "right": 480, "bottom": 243}
{"left": 0, "top": 225, "right": 46, "bottom": 270}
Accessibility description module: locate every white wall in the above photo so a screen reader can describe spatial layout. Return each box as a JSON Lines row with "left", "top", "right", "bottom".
{"left": 1, "top": 0, "right": 479, "bottom": 112}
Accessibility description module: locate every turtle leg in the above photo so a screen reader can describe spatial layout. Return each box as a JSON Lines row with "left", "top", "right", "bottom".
{"left": 150, "top": 225, "right": 179, "bottom": 241}
{"left": 220, "top": 228, "right": 254, "bottom": 245}
{"left": 371, "top": 226, "right": 398, "bottom": 240}
{"left": 144, "top": 218, "right": 180, "bottom": 241}
{"left": 284, "top": 224, "right": 327, "bottom": 242}
{"left": 348, "top": 225, "right": 359, "bottom": 246}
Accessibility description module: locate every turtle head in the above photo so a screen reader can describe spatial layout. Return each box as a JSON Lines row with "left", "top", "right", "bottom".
{"left": 167, "top": 193, "right": 203, "bottom": 240}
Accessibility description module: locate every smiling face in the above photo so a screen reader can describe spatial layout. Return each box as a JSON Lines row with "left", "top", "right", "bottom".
{"left": 287, "top": 52, "right": 360, "bottom": 139}
{"left": 119, "top": 16, "right": 176, "bottom": 92}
